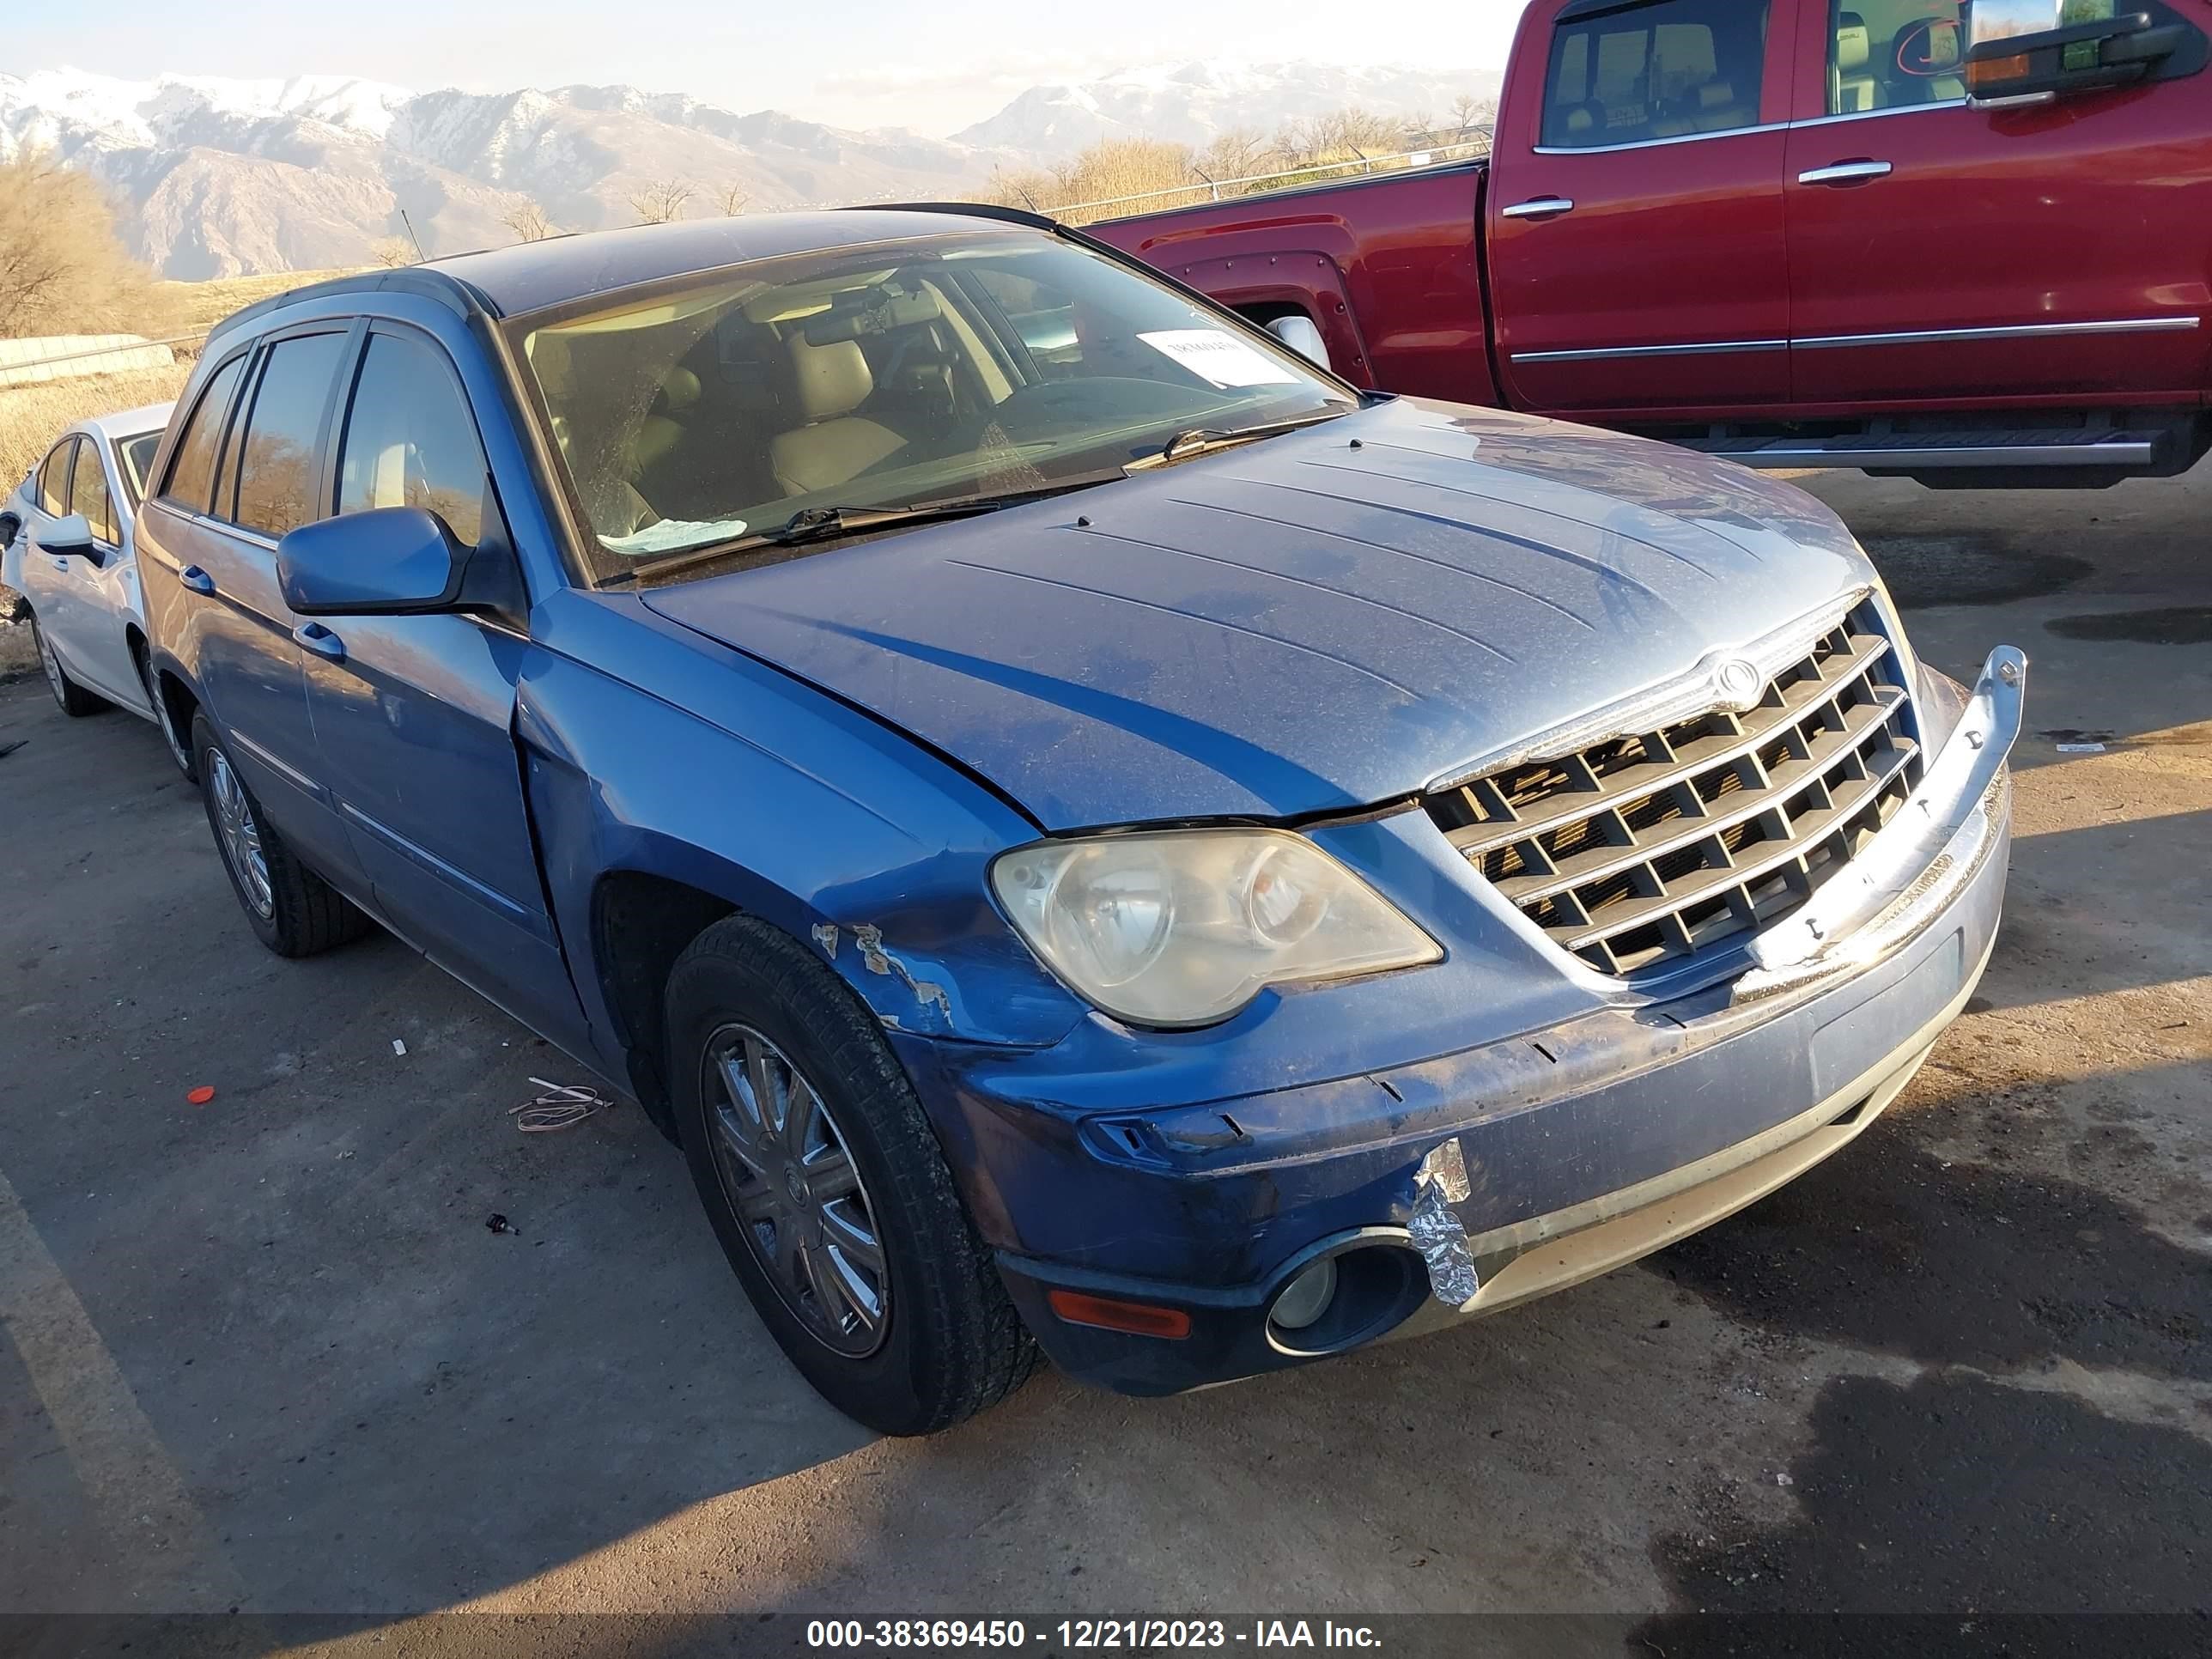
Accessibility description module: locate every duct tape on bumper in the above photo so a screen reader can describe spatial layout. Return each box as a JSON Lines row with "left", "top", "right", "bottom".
{"left": 1409, "top": 1138, "right": 1480, "bottom": 1309}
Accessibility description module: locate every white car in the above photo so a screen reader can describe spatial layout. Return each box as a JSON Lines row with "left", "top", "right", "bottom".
{"left": 2, "top": 401, "right": 186, "bottom": 769}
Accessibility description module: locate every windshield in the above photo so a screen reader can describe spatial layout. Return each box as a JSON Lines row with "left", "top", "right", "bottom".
{"left": 514, "top": 231, "right": 1356, "bottom": 574}
{"left": 117, "top": 432, "right": 161, "bottom": 508}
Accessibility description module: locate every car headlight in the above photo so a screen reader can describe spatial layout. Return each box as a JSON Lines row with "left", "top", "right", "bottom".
{"left": 990, "top": 829, "right": 1440, "bottom": 1028}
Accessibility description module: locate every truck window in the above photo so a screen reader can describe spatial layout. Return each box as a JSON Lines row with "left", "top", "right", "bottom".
{"left": 1828, "top": 2, "right": 1966, "bottom": 112}
{"left": 1541, "top": 0, "right": 1771, "bottom": 148}
{"left": 161, "top": 356, "right": 246, "bottom": 513}
{"left": 231, "top": 332, "right": 348, "bottom": 539}
{"left": 335, "top": 332, "right": 488, "bottom": 547}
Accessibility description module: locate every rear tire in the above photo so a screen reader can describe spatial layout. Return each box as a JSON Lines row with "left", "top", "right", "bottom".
{"left": 665, "top": 913, "right": 1037, "bottom": 1435}
{"left": 191, "top": 713, "right": 370, "bottom": 957}
{"left": 32, "top": 612, "right": 105, "bottom": 717}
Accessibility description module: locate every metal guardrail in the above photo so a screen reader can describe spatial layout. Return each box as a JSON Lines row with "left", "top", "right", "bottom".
{"left": 1036, "top": 132, "right": 1493, "bottom": 219}
{"left": 0, "top": 331, "right": 210, "bottom": 380}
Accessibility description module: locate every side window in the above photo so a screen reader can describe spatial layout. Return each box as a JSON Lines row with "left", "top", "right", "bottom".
{"left": 1828, "top": 1, "right": 1965, "bottom": 112}
{"left": 161, "top": 356, "right": 246, "bottom": 512}
{"left": 70, "top": 442, "right": 115, "bottom": 546}
{"left": 335, "top": 332, "right": 487, "bottom": 546}
{"left": 38, "top": 440, "right": 75, "bottom": 517}
{"left": 965, "top": 266, "right": 1084, "bottom": 380}
{"left": 1541, "top": 0, "right": 1771, "bottom": 147}
{"left": 231, "top": 332, "right": 348, "bottom": 538}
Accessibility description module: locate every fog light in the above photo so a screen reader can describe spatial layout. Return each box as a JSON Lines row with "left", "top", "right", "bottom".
{"left": 1269, "top": 1256, "right": 1338, "bottom": 1331}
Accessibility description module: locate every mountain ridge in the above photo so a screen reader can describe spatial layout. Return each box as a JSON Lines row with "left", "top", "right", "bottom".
{"left": 1, "top": 61, "right": 1497, "bottom": 279}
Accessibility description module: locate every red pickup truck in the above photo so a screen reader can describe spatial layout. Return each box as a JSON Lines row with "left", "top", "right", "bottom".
{"left": 1092, "top": 0, "right": 2212, "bottom": 487}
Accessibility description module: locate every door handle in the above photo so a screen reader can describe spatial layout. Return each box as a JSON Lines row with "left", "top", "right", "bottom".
{"left": 179, "top": 564, "right": 216, "bottom": 596}
{"left": 293, "top": 622, "right": 346, "bottom": 663}
{"left": 1797, "top": 160, "right": 1893, "bottom": 185}
{"left": 1502, "top": 196, "right": 1575, "bottom": 220}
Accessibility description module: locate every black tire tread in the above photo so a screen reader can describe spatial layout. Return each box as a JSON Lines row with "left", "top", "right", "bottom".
{"left": 670, "top": 914, "right": 1037, "bottom": 1432}
{"left": 191, "top": 714, "right": 372, "bottom": 958}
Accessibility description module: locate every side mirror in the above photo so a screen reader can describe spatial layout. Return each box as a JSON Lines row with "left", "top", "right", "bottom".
{"left": 1266, "top": 314, "right": 1333, "bottom": 372}
{"left": 278, "top": 507, "right": 467, "bottom": 617}
{"left": 1965, "top": 0, "right": 2182, "bottom": 106}
{"left": 38, "top": 513, "right": 95, "bottom": 556}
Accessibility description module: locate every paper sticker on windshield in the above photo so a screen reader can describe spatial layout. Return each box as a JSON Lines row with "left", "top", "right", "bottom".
{"left": 601, "top": 517, "right": 748, "bottom": 556}
{"left": 1137, "top": 329, "right": 1301, "bottom": 389}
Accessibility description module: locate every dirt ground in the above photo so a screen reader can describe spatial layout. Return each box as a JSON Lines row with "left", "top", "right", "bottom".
{"left": 1, "top": 465, "right": 2207, "bottom": 1654}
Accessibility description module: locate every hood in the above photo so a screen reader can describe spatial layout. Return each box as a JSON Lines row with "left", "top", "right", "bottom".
{"left": 641, "top": 399, "right": 1875, "bottom": 830}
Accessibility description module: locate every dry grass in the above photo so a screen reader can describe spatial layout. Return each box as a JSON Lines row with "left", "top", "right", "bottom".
{"left": 0, "top": 364, "right": 191, "bottom": 490}
{"left": 0, "top": 269, "right": 362, "bottom": 489}
{"left": 153, "top": 267, "right": 362, "bottom": 338}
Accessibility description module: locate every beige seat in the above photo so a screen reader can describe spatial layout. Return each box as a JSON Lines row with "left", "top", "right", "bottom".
{"left": 1834, "top": 12, "right": 1880, "bottom": 112}
{"left": 769, "top": 337, "right": 907, "bottom": 497}
{"left": 633, "top": 366, "right": 702, "bottom": 472}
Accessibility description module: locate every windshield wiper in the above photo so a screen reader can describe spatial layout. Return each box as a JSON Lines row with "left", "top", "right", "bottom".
{"left": 633, "top": 478, "right": 1118, "bottom": 583}
{"left": 1122, "top": 409, "right": 1354, "bottom": 473}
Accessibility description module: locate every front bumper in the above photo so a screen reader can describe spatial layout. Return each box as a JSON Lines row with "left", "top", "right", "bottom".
{"left": 921, "top": 649, "right": 2023, "bottom": 1395}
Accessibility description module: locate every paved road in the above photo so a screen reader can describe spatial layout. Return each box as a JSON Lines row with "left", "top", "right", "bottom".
{"left": 2, "top": 467, "right": 2207, "bottom": 1653}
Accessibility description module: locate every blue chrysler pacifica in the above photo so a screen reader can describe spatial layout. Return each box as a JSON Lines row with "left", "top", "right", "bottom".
{"left": 137, "top": 209, "right": 2024, "bottom": 1434}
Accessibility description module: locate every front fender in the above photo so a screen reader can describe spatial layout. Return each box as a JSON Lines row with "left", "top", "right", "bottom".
{"left": 516, "top": 589, "right": 1088, "bottom": 1056}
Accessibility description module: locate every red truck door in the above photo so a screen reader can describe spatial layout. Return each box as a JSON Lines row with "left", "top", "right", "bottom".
{"left": 1784, "top": 0, "right": 2212, "bottom": 409}
{"left": 1488, "top": 0, "right": 1799, "bottom": 417}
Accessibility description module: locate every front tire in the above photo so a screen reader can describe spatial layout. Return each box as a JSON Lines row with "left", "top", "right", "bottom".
{"left": 191, "top": 714, "right": 370, "bottom": 957}
{"left": 137, "top": 646, "right": 194, "bottom": 779}
{"left": 32, "top": 612, "right": 104, "bottom": 717}
{"left": 666, "top": 914, "right": 1036, "bottom": 1435}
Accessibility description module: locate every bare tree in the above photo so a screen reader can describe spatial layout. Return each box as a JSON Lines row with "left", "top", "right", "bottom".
{"left": 501, "top": 199, "right": 556, "bottom": 243}
{"left": 1449, "top": 93, "right": 1498, "bottom": 137}
{"left": 1198, "top": 129, "right": 1274, "bottom": 188}
{"left": 714, "top": 182, "right": 750, "bottom": 217}
{"left": 629, "top": 179, "right": 696, "bottom": 225}
{"left": 368, "top": 235, "right": 416, "bottom": 268}
{"left": 0, "top": 149, "right": 161, "bottom": 337}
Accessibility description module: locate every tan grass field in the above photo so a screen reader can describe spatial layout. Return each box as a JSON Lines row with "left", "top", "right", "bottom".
{"left": 0, "top": 268, "right": 359, "bottom": 489}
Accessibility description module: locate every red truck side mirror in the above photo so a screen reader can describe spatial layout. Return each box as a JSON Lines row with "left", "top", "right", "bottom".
{"left": 1965, "top": 0, "right": 2188, "bottom": 107}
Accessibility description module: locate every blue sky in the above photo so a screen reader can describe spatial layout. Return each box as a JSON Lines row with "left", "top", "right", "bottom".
{"left": 14, "top": 0, "right": 1532, "bottom": 133}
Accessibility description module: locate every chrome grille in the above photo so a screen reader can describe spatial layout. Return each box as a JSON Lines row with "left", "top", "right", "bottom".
{"left": 1428, "top": 602, "right": 1923, "bottom": 977}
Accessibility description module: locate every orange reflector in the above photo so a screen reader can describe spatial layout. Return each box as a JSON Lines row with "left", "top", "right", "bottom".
{"left": 1046, "top": 1289, "right": 1193, "bottom": 1340}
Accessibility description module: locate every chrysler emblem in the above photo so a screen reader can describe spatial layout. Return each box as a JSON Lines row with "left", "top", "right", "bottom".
{"left": 1714, "top": 657, "right": 1763, "bottom": 712}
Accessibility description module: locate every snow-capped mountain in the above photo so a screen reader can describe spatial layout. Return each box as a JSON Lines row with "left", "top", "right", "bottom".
{"left": 0, "top": 60, "right": 1500, "bottom": 279}
{"left": 0, "top": 69, "right": 1003, "bottom": 278}
{"left": 951, "top": 60, "right": 1501, "bottom": 155}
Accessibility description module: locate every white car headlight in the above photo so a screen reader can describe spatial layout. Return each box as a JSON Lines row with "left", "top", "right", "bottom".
{"left": 990, "top": 829, "right": 1441, "bottom": 1028}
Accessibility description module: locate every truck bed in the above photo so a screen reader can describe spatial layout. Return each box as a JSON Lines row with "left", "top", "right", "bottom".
{"left": 1091, "top": 160, "right": 1498, "bottom": 408}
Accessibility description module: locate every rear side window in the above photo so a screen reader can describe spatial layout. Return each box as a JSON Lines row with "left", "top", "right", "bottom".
{"left": 1542, "top": 0, "right": 1771, "bottom": 148}
{"left": 38, "top": 440, "right": 74, "bottom": 516}
{"left": 117, "top": 434, "right": 160, "bottom": 507}
{"left": 335, "top": 332, "right": 488, "bottom": 546}
{"left": 231, "top": 332, "right": 348, "bottom": 538}
{"left": 70, "top": 442, "right": 115, "bottom": 545}
{"left": 162, "top": 356, "right": 246, "bottom": 512}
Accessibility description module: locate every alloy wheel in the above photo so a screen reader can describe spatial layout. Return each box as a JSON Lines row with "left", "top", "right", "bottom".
{"left": 701, "top": 1022, "right": 890, "bottom": 1357}
{"left": 206, "top": 749, "right": 274, "bottom": 918}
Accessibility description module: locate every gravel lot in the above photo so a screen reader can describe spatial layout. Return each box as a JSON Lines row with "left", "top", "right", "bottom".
{"left": 2, "top": 465, "right": 2207, "bottom": 1654}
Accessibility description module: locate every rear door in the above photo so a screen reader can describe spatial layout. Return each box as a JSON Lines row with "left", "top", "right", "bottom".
{"left": 1487, "top": 0, "right": 1796, "bottom": 416}
{"left": 1784, "top": 0, "right": 2212, "bottom": 407}
{"left": 149, "top": 330, "right": 362, "bottom": 884}
{"left": 298, "top": 319, "right": 580, "bottom": 1036}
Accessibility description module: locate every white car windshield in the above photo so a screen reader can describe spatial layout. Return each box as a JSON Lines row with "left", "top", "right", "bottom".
{"left": 515, "top": 232, "right": 1356, "bottom": 571}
